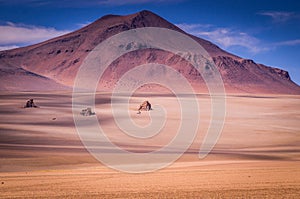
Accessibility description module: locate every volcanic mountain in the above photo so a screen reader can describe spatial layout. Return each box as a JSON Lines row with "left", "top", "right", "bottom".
{"left": 0, "top": 10, "right": 299, "bottom": 94}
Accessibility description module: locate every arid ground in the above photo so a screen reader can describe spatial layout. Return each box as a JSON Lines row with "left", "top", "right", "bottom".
{"left": 0, "top": 92, "right": 299, "bottom": 198}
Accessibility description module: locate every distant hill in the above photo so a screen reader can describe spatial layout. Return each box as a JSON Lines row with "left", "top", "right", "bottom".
{"left": 0, "top": 10, "right": 299, "bottom": 94}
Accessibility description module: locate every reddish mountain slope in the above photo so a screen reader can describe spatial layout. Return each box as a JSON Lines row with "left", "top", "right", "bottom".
{"left": 0, "top": 10, "right": 299, "bottom": 93}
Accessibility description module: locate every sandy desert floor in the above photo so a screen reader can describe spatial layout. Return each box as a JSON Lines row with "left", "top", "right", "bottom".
{"left": 0, "top": 91, "right": 299, "bottom": 198}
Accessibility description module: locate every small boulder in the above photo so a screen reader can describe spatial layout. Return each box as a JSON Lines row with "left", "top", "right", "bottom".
{"left": 24, "top": 99, "right": 38, "bottom": 108}
{"left": 137, "top": 101, "right": 152, "bottom": 114}
{"left": 80, "top": 107, "right": 95, "bottom": 116}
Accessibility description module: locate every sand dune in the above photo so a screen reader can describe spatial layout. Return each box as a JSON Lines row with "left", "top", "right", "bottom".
{"left": 0, "top": 92, "right": 299, "bottom": 198}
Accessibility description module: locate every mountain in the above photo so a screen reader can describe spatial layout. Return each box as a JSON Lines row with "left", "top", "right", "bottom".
{"left": 0, "top": 10, "right": 299, "bottom": 94}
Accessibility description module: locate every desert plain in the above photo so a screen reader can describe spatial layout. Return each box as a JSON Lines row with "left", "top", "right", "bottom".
{"left": 0, "top": 91, "right": 299, "bottom": 198}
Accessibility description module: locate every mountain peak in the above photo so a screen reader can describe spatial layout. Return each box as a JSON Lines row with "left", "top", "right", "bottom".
{"left": 99, "top": 14, "right": 121, "bottom": 20}
{"left": 0, "top": 10, "right": 299, "bottom": 93}
{"left": 137, "top": 10, "right": 160, "bottom": 17}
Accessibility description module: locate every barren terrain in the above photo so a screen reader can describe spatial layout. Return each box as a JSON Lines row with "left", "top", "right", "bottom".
{"left": 0, "top": 92, "right": 299, "bottom": 198}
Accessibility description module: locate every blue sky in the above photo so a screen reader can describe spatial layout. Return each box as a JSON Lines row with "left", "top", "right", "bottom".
{"left": 0, "top": 0, "right": 299, "bottom": 85}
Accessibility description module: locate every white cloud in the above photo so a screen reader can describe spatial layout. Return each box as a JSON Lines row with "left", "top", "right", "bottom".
{"left": 275, "top": 39, "right": 300, "bottom": 46}
{"left": 175, "top": 23, "right": 213, "bottom": 32}
{"left": 258, "top": 11, "right": 296, "bottom": 23}
{"left": 77, "top": 21, "right": 92, "bottom": 28}
{"left": 0, "top": 22, "right": 70, "bottom": 50}
{"left": 177, "top": 23, "right": 268, "bottom": 53}
{"left": 0, "top": 45, "right": 20, "bottom": 51}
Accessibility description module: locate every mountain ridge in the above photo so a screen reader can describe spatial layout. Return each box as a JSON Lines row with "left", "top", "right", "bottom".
{"left": 0, "top": 10, "right": 299, "bottom": 94}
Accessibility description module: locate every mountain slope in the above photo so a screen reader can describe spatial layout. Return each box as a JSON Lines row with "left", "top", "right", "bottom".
{"left": 0, "top": 10, "right": 299, "bottom": 94}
